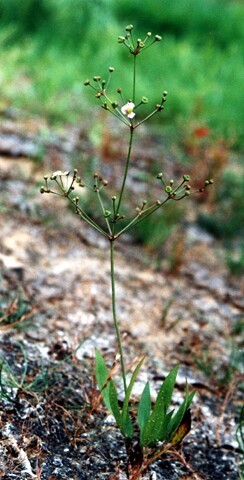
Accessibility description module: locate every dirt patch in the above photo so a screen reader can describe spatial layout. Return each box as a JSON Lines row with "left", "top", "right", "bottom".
{"left": 0, "top": 119, "right": 243, "bottom": 479}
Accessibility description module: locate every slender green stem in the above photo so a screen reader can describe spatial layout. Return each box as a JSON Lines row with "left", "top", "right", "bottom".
{"left": 116, "top": 197, "right": 171, "bottom": 238}
{"left": 115, "top": 127, "right": 135, "bottom": 217}
{"left": 133, "top": 56, "right": 136, "bottom": 103}
{"left": 96, "top": 190, "right": 113, "bottom": 236}
{"left": 110, "top": 239, "right": 127, "bottom": 394}
{"left": 134, "top": 107, "right": 160, "bottom": 129}
{"left": 65, "top": 195, "right": 109, "bottom": 237}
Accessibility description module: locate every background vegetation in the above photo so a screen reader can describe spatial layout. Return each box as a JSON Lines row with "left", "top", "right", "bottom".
{"left": 0, "top": 0, "right": 243, "bottom": 271}
{"left": 0, "top": 0, "right": 243, "bottom": 146}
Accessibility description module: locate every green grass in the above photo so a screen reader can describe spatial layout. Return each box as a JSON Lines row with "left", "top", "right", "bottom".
{"left": 0, "top": 0, "right": 243, "bottom": 145}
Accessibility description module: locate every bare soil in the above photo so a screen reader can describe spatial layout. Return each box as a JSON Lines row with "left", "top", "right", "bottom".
{"left": 0, "top": 115, "right": 243, "bottom": 479}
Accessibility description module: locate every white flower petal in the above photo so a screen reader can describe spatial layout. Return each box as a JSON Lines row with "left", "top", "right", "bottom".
{"left": 121, "top": 102, "right": 135, "bottom": 118}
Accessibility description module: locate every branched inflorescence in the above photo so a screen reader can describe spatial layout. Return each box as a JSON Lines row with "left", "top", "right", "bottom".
{"left": 84, "top": 25, "right": 167, "bottom": 130}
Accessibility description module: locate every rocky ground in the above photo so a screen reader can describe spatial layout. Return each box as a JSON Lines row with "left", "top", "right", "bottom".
{"left": 0, "top": 115, "right": 243, "bottom": 479}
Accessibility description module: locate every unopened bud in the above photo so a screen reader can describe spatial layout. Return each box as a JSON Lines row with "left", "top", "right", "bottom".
{"left": 155, "top": 35, "right": 162, "bottom": 41}
{"left": 165, "top": 186, "right": 172, "bottom": 193}
{"left": 40, "top": 186, "right": 45, "bottom": 193}
{"left": 147, "top": 32, "right": 152, "bottom": 37}
{"left": 104, "top": 210, "right": 111, "bottom": 218}
{"left": 209, "top": 179, "right": 214, "bottom": 184}
{"left": 118, "top": 36, "right": 125, "bottom": 43}
{"left": 84, "top": 79, "right": 90, "bottom": 86}
{"left": 109, "top": 66, "right": 115, "bottom": 72}
{"left": 93, "top": 76, "right": 101, "bottom": 82}
{"left": 205, "top": 180, "right": 210, "bottom": 186}
{"left": 111, "top": 102, "right": 118, "bottom": 109}
{"left": 117, "top": 88, "right": 122, "bottom": 93}
{"left": 141, "top": 96, "right": 148, "bottom": 104}
{"left": 156, "top": 200, "right": 161, "bottom": 205}
{"left": 183, "top": 174, "right": 190, "bottom": 181}
{"left": 157, "top": 172, "right": 163, "bottom": 179}
{"left": 125, "top": 24, "right": 134, "bottom": 31}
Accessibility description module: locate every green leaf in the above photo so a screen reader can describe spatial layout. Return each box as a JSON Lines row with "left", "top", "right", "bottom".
{"left": 157, "top": 365, "right": 178, "bottom": 414}
{"left": 121, "top": 356, "right": 145, "bottom": 429}
{"left": 138, "top": 382, "right": 151, "bottom": 437}
{"left": 168, "top": 383, "right": 195, "bottom": 441}
{"left": 123, "top": 412, "right": 134, "bottom": 439}
{"left": 155, "top": 409, "right": 175, "bottom": 443}
{"left": 109, "top": 379, "right": 122, "bottom": 427}
{"left": 95, "top": 349, "right": 111, "bottom": 412}
{"left": 140, "top": 366, "right": 178, "bottom": 446}
{"left": 141, "top": 391, "right": 165, "bottom": 446}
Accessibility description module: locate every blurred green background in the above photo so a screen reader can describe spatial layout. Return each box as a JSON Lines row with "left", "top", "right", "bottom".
{"left": 0, "top": 0, "right": 243, "bottom": 273}
{"left": 0, "top": 0, "right": 243, "bottom": 146}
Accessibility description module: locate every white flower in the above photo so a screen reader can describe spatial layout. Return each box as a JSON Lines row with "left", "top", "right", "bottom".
{"left": 121, "top": 102, "right": 136, "bottom": 119}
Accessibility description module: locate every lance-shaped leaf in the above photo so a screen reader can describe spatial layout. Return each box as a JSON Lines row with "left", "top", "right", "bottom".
{"left": 109, "top": 378, "right": 122, "bottom": 427}
{"left": 168, "top": 383, "right": 195, "bottom": 442}
{"left": 95, "top": 349, "right": 112, "bottom": 412}
{"left": 158, "top": 365, "right": 179, "bottom": 413}
{"left": 138, "top": 382, "right": 151, "bottom": 436}
{"left": 121, "top": 356, "right": 145, "bottom": 435}
{"left": 140, "top": 366, "right": 178, "bottom": 446}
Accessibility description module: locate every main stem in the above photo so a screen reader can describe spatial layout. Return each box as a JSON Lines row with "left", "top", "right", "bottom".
{"left": 115, "top": 126, "right": 134, "bottom": 218}
{"left": 110, "top": 239, "right": 127, "bottom": 394}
